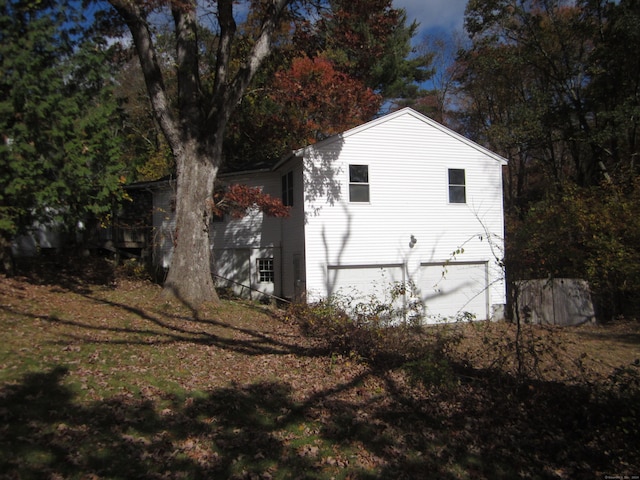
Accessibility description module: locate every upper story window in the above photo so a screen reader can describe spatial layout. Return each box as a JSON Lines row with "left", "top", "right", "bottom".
{"left": 281, "top": 171, "right": 294, "bottom": 206}
{"left": 448, "top": 168, "right": 466, "bottom": 204}
{"left": 349, "top": 164, "right": 370, "bottom": 202}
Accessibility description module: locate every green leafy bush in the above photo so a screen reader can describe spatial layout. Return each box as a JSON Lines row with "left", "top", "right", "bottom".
{"left": 508, "top": 182, "right": 640, "bottom": 319}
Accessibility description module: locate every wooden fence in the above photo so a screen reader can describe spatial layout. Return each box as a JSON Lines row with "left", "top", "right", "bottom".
{"left": 514, "top": 278, "right": 596, "bottom": 326}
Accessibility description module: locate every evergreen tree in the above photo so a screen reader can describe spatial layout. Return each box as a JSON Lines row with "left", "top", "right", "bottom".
{"left": 0, "top": 0, "right": 127, "bottom": 270}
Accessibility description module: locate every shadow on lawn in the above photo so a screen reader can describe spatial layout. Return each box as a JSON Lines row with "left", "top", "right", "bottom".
{"left": 2, "top": 271, "right": 639, "bottom": 478}
{"left": 0, "top": 290, "right": 328, "bottom": 359}
{"left": 73, "top": 291, "right": 330, "bottom": 359}
{"left": 1, "top": 363, "right": 639, "bottom": 479}
{"left": 11, "top": 254, "right": 116, "bottom": 293}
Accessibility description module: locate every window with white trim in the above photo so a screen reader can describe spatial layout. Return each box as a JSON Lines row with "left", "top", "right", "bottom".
{"left": 257, "top": 258, "right": 274, "bottom": 283}
{"left": 448, "top": 168, "right": 466, "bottom": 204}
{"left": 349, "top": 164, "right": 369, "bottom": 202}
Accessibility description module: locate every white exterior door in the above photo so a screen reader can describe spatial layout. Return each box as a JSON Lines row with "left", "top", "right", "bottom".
{"left": 419, "top": 262, "right": 489, "bottom": 322}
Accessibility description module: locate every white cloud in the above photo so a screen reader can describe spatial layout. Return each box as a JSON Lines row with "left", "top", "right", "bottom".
{"left": 393, "top": 0, "right": 467, "bottom": 38}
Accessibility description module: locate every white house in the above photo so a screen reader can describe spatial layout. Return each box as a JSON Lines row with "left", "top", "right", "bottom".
{"left": 150, "top": 108, "right": 508, "bottom": 323}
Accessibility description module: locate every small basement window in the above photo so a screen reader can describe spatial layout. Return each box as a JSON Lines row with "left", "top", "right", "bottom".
{"left": 257, "top": 258, "right": 274, "bottom": 283}
{"left": 349, "top": 164, "right": 370, "bottom": 202}
{"left": 448, "top": 168, "right": 466, "bottom": 204}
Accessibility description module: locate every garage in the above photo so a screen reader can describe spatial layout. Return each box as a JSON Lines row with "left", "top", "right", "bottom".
{"left": 324, "top": 262, "right": 490, "bottom": 323}
{"left": 419, "top": 262, "right": 489, "bottom": 322}
{"left": 326, "top": 264, "right": 405, "bottom": 316}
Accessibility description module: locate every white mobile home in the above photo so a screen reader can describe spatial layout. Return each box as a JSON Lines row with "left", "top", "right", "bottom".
{"left": 150, "top": 108, "right": 508, "bottom": 322}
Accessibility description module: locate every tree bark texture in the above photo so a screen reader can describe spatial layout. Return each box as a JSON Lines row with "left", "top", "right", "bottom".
{"left": 109, "top": 0, "right": 292, "bottom": 306}
{"left": 163, "top": 141, "right": 219, "bottom": 307}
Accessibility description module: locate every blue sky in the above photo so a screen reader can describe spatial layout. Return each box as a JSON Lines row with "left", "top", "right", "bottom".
{"left": 227, "top": 1, "right": 469, "bottom": 41}
{"left": 393, "top": 0, "right": 468, "bottom": 40}
{"left": 104, "top": 1, "right": 470, "bottom": 54}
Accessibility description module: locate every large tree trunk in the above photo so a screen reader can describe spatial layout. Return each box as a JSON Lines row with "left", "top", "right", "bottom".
{"left": 163, "top": 141, "right": 219, "bottom": 307}
{"left": 109, "top": 0, "right": 291, "bottom": 307}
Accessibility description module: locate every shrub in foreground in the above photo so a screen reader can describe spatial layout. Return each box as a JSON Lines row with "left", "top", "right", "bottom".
{"left": 286, "top": 295, "right": 463, "bottom": 382}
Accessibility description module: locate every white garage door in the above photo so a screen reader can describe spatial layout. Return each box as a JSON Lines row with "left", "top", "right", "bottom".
{"left": 327, "top": 264, "right": 405, "bottom": 315}
{"left": 419, "top": 262, "right": 489, "bottom": 322}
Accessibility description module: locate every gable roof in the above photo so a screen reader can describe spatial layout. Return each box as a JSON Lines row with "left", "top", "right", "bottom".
{"left": 124, "top": 109, "right": 507, "bottom": 191}
{"left": 277, "top": 107, "right": 508, "bottom": 168}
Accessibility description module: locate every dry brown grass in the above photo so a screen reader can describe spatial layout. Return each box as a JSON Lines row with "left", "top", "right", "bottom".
{"left": 0, "top": 259, "right": 638, "bottom": 479}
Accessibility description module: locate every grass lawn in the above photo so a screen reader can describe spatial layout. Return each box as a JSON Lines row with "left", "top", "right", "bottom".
{"left": 1, "top": 259, "right": 639, "bottom": 479}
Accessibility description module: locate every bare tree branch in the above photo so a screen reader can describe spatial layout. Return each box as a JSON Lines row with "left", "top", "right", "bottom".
{"left": 108, "top": 0, "right": 182, "bottom": 155}
{"left": 172, "top": 1, "right": 202, "bottom": 138}
{"left": 208, "top": 0, "right": 291, "bottom": 127}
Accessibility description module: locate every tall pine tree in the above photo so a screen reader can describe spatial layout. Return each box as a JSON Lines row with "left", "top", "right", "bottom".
{"left": 0, "top": 0, "right": 127, "bottom": 271}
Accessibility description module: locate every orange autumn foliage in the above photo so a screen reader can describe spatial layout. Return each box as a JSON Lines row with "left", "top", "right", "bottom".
{"left": 271, "top": 55, "right": 381, "bottom": 145}
{"left": 212, "top": 184, "right": 290, "bottom": 219}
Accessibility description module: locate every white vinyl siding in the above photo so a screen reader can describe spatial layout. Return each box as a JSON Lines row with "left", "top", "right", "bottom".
{"left": 303, "top": 109, "right": 506, "bottom": 319}
{"left": 152, "top": 182, "right": 177, "bottom": 269}
{"left": 213, "top": 247, "right": 279, "bottom": 298}
{"left": 150, "top": 174, "right": 286, "bottom": 298}
{"left": 208, "top": 173, "right": 283, "bottom": 297}
{"left": 210, "top": 173, "right": 282, "bottom": 250}
{"left": 146, "top": 108, "right": 506, "bottom": 318}
{"left": 280, "top": 160, "right": 306, "bottom": 299}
